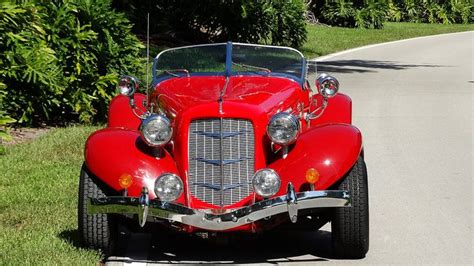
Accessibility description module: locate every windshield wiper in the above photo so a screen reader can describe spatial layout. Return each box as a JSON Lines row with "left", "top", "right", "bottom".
{"left": 232, "top": 62, "right": 271, "bottom": 74}
{"left": 163, "top": 69, "right": 190, "bottom": 77}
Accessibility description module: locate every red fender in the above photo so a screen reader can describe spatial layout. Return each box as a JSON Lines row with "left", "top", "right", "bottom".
{"left": 311, "top": 93, "right": 352, "bottom": 126}
{"left": 84, "top": 128, "right": 183, "bottom": 202}
{"left": 107, "top": 93, "right": 147, "bottom": 129}
{"left": 269, "top": 124, "right": 362, "bottom": 192}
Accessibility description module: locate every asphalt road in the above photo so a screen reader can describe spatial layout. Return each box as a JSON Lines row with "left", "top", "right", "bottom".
{"left": 107, "top": 31, "right": 473, "bottom": 265}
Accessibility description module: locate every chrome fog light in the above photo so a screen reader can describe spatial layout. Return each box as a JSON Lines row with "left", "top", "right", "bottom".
{"left": 154, "top": 174, "right": 183, "bottom": 202}
{"left": 140, "top": 114, "right": 173, "bottom": 147}
{"left": 252, "top": 169, "right": 281, "bottom": 197}
{"left": 267, "top": 112, "right": 299, "bottom": 145}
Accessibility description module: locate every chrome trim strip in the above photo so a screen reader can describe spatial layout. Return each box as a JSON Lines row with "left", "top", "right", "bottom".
{"left": 193, "top": 130, "right": 248, "bottom": 139}
{"left": 193, "top": 183, "right": 244, "bottom": 191}
{"left": 88, "top": 187, "right": 350, "bottom": 231}
{"left": 194, "top": 157, "right": 247, "bottom": 166}
{"left": 155, "top": 43, "right": 227, "bottom": 59}
{"left": 219, "top": 117, "right": 224, "bottom": 207}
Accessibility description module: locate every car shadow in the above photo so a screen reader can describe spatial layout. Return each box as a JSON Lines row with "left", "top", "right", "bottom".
{"left": 106, "top": 228, "right": 338, "bottom": 264}
{"left": 308, "top": 59, "right": 446, "bottom": 74}
{"left": 58, "top": 229, "right": 82, "bottom": 248}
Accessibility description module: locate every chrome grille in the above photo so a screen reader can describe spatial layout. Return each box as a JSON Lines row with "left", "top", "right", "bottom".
{"left": 188, "top": 119, "right": 254, "bottom": 206}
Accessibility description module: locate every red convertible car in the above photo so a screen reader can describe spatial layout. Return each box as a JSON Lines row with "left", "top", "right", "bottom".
{"left": 78, "top": 42, "right": 369, "bottom": 259}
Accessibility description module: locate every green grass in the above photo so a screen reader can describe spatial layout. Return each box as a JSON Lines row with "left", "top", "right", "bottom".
{"left": 0, "top": 126, "right": 101, "bottom": 265}
{"left": 302, "top": 22, "right": 474, "bottom": 58}
{"left": 1, "top": 22, "right": 473, "bottom": 264}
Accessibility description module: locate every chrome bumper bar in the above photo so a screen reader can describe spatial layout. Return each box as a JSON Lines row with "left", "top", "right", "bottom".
{"left": 87, "top": 183, "right": 350, "bottom": 231}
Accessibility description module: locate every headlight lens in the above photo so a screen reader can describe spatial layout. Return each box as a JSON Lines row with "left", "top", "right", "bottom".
{"left": 154, "top": 173, "right": 183, "bottom": 202}
{"left": 316, "top": 73, "right": 339, "bottom": 98}
{"left": 140, "top": 114, "right": 173, "bottom": 147}
{"left": 252, "top": 169, "right": 281, "bottom": 197}
{"left": 267, "top": 112, "right": 299, "bottom": 145}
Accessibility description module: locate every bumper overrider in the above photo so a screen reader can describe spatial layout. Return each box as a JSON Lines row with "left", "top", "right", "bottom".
{"left": 87, "top": 183, "right": 350, "bottom": 230}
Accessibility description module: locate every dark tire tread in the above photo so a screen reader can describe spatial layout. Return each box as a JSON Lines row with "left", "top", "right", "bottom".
{"left": 78, "top": 164, "right": 115, "bottom": 252}
{"left": 332, "top": 157, "right": 369, "bottom": 259}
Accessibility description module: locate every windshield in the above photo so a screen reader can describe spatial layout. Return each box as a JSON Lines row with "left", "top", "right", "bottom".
{"left": 153, "top": 42, "right": 306, "bottom": 86}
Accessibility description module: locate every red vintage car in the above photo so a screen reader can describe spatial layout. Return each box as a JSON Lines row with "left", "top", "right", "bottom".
{"left": 78, "top": 42, "right": 369, "bottom": 259}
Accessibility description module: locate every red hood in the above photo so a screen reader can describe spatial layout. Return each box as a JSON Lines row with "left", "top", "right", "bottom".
{"left": 152, "top": 75, "right": 303, "bottom": 117}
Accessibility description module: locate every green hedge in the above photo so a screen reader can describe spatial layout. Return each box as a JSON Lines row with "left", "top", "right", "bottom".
{"left": 0, "top": 0, "right": 143, "bottom": 126}
{"left": 309, "top": 0, "right": 473, "bottom": 29}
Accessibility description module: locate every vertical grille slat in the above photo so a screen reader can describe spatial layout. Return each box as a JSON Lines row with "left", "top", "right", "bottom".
{"left": 188, "top": 119, "right": 254, "bottom": 206}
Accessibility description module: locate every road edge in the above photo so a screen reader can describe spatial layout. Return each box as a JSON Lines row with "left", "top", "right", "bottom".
{"left": 313, "top": 30, "right": 473, "bottom": 62}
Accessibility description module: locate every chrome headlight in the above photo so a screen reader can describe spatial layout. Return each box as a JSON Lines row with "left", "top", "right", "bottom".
{"left": 154, "top": 173, "right": 183, "bottom": 202}
{"left": 267, "top": 112, "right": 299, "bottom": 145}
{"left": 252, "top": 169, "right": 281, "bottom": 197}
{"left": 118, "top": 75, "right": 138, "bottom": 96}
{"left": 316, "top": 73, "right": 339, "bottom": 98}
{"left": 140, "top": 114, "right": 173, "bottom": 147}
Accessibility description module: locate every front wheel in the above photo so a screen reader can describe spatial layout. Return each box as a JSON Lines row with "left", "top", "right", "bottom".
{"left": 77, "top": 164, "right": 116, "bottom": 253}
{"left": 331, "top": 157, "right": 369, "bottom": 259}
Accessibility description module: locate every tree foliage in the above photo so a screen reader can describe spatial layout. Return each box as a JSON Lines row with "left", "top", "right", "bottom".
{"left": 0, "top": 0, "right": 143, "bottom": 126}
{"left": 113, "top": 0, "right": 308, "bottom": 48}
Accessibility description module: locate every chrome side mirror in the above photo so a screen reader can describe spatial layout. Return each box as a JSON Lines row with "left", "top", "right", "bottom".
{"left": 315, "top": 73, "right": 339, "bottom": 98}
{"left": 118, "top": 75, "right": 139, "bottom": 108}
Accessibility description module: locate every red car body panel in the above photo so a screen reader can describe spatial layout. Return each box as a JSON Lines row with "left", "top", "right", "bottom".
{"left": 269, "top": 124, "right": 362, "bottom": 192}
{"left": 85, "top": 74, "right": 362, "bottom": 232}
{"left": 108, "top": 94, "right": 147, "bottom": 130}
{"left": 311, "top": 93, "right": 352, "bottom": 125}
{"left": 151, "top": 76, "right": 308, "bottom": 119}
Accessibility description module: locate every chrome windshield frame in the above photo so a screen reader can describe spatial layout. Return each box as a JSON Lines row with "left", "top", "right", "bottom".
{"left": 152, "top": 42, "right": 307, "bottom": 89}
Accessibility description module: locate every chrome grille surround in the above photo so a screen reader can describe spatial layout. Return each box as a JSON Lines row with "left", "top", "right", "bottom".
{"left": 188, "top": 119, "right": 255, "bottom": 207}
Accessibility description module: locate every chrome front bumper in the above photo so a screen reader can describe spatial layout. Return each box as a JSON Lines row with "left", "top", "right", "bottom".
{"left": 87, "top": 183, "right": 350, "bottom": 231}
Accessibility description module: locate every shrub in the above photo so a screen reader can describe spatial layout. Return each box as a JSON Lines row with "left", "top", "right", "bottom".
{"left": 389, "top": 0, "right": 473, "bottom": 24}
{"left": 449, "top": 0, "right": 473, "bottom": 24}
{"left": 316, "top": 0, "right": 388, "bottom": 29}
{"left": 355, "top": 1, "right": 388, "bottom": 29}
{"left": 113, "top": 0, "right": 308, "bottom": 48}
{"left": 0, "top": 82, "right": 15, "bottom": 143}
{"left": 0, "top": 0, "right": 143, "bottom": 126}
{"left": 322, "top": 0, "right": 357, "bottom": 28}
{"left": 311, "top": 0, "right": 473, "bottom": 28}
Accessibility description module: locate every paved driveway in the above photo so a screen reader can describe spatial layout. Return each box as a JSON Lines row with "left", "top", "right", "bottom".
{"left": 107, "top": 31, "right": 473, "bottom": 265}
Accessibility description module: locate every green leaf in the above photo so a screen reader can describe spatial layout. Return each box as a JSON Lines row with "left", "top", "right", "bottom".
{"left": 0, "top": 131, "right": 13, "bottom": 141}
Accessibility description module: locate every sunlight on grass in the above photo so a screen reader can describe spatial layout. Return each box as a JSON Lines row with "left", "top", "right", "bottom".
{"left": 0, "top": 126, "right": 102, "bottom": 264}
{"left": 302, "top": 22, "right": 474, "bottom": 58}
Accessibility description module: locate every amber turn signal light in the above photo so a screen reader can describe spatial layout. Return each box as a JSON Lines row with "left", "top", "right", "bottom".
{"left": 305, "top": 168, "right": 320, "bottom": 184}
{"left": 119, "top": 173, "right": 133, "bottom": 189}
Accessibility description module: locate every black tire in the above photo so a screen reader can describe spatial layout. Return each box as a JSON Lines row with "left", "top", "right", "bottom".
{"left": 331, "top": 157, "right": 369, "bottom": 259}
{"left": 78, "top": 164, "right": 116, "bottom": 253}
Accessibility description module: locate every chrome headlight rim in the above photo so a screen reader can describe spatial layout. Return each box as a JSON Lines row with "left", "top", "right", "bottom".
{"left": 140, "top": 114, "right": 173, "bottom": 147}
{"left": 252, "top": 168, "right": 281, "bottom": 198}
{"left": 266, "top": 112, "right": 300, "bottom": 145}
{"left": 154, "top": 173, "right": 184, "bottom": 202}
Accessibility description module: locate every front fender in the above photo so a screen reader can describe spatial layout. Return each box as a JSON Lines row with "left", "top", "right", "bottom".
{"left": 108, "top": 94, "right": 147, "bottom": 129}
{"left": 84, "top": 128, "right": 181, "bottom": 201}
{"left": 270, "top": 124, "right": 362, "bottom": 191}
